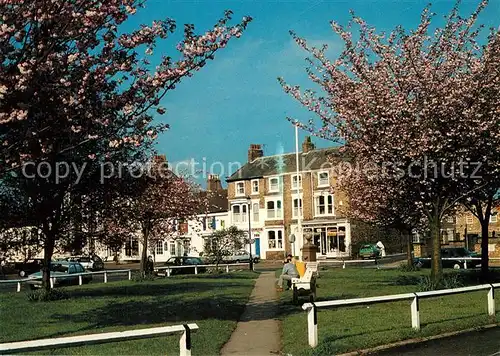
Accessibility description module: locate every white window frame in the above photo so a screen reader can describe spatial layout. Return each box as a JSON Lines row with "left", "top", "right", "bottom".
{"left": 446, "top": 216, "right": 454, "bottom": 223}
{"left": 267, "top": 229, "right": 284, "bottom": 250}
{"left": 317, "top": 171, "right": 330, "bottom": 187}
{"left": 491, "top": 214, "right": 498, "bottom": 223}
{"left": 253, "top": 202, "right": 259, "bottom": 222}
{"left": 232, "top": 204, "right": 247, "bottom": 223}
{"left": 235, "top": 182, "right": 245, "bottom": 196}
{"left": 292, "top": 197, "right": 303, "bottom": 219}
{"left": 266, "top": 199, "right": 282, "bottom": 220}
{"left": 268, "top": 176, "right": 280, "bottom": 193}
{"left": 156, "top": 240, "right": 164, "bottom": 255}
{"left": 315, "top": 193, "right": 334, "bottom": 217}
{"left": 251, "top": 179, "right": 259, "bottom": 194}
{"left": 291, "top": 174, "right": 302, "bottom": 190}
{"left": 466, "top": 216, "right": 473, "bottom": 224}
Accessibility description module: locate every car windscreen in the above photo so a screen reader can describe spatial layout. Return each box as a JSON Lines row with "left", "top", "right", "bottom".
{"left": 77, "top": 257, "right": 91, "bottom": 262}
{"left": 184, "top": 258, "right": 201, "bottom": 265}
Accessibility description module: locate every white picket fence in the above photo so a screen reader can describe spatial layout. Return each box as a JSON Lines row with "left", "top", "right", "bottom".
{"left": 0, "top": 323, "right": 198, "bottom": 356}
{"left": 0, "top": 269, "right": 132, "bottom": 292}
{"left": 155, "top": 263, "right": 250, "bottom": 277}
{"left": 302, "top": 282, "right": 500, "bottom": 348}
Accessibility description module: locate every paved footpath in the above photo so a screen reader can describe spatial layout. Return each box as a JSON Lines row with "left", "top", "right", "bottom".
{"left": 221, "top": 271, "right": 281, "bottom": 356}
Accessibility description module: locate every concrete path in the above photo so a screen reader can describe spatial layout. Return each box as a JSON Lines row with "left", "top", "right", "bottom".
{"left": 221, "top": 271, "right": 281, "bottom": 356}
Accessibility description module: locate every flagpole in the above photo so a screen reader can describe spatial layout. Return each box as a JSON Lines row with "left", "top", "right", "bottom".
{"left": 294, "top": 124, "right": 302, "bottom": 259}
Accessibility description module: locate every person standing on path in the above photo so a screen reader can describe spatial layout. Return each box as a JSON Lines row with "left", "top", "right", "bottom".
{"left": 277, "top": 254, "right": 299, "bottom": 291}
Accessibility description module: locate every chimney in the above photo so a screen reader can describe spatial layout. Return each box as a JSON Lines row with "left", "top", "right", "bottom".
{"left": 248, "top": 144, "right": 264, "bottom": 162}
{"left": 207, "top": 174, "right": 223, "bottom": 192}
{"left": 302, "top": 136, "right": 315, "bottom": 153}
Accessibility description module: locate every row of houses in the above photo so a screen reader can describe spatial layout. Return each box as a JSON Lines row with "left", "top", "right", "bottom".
{"left": 4, "top": 137, "right": 499, "bottom": 263}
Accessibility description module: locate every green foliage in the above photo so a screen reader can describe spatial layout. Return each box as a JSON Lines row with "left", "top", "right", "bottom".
{"left": 398, "top": 262, "right": 420, "bottom": 272}
{"left": 130, "top": 271, "right": 155, "bottom": 282}
{"left": 26, "top": 288, "right": 69, "bottom": 302}
{"left": 204, "top": 226, "right": 248, "bottom": 264}
{"left": 417, "top": 274, "right": 464, "bottom": 291}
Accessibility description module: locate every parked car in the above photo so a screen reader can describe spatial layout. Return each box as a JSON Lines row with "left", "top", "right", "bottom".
{"left": 223, "top": 250, "right": 260, "bottom": 264}
{"left": 358, "top": 244, "right": 381, "bottom": 259}
{"left": 62, "top": 255, "right": 104, "bottom": 271}
{"left": 414, "top": 247, "right": 480, "bottom": 269}
{"left": 13, "top": 258, "right": 45, "bottom": 277}
{"left": 27, "top": 261, "right": 91, "bottom": 289}
{"left": 162, "top": 256, "right": 206, "bottom": 275}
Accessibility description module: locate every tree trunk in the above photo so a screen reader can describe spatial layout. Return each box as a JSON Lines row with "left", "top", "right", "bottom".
{"left": 430, "top": 217, "right": 443, "bottom": 283}
{"left": 42, "top": 228, "right": 55, "bottom": 292}
{"left": 481, "top": 220, "right": 489, "bottom": 279}
{"left": 406, "top": 230, "right": 413, "bottom": 266}
{"left": 140, "top": 224, "right": 149, "bottom": 274}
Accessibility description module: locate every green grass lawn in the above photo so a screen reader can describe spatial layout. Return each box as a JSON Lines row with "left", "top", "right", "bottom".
{"left": 0, "top": 271, "right": 257, "bottom": 355}
{"left": 279, "top": 268, "right": 500, "bottom": 356}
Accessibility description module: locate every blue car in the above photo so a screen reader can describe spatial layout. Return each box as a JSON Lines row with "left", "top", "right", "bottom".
{"left": 27, "top": 261, "right": 91, "bottom": 289}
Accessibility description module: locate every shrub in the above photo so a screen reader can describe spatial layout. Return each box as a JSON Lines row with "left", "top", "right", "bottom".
{"left": 417, "top": 274, "right": 464, "bottom": 291}
{"left": 398, "top": 262, "right": 420, "bottom": 272}
{"left": 131, "top": 271, "right": 155, "bottom": 282}
{"left": 27, "top": 288, "right": 69, "bottom": 302}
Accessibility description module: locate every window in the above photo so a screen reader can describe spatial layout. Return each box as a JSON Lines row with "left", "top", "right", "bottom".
{"left": 293, "top": 198, "right": 303, "bottom": 218}
{"left": 251, "top": 180, "right": 259, "bottom": 194}
{"left": 253, "top": 203, "right": 259, "bottom": 222}
{"left": 447, "top": 216, "right": 454, "bottom": 223}
{"left": 266, "top": 199, "right": 282, "bottom": 219}
{"left": 170, "top": 243, "right": 175, "bottom": 255}
{"left": 491, "top": 214, "right": 498, "bottom": 223}
{"left": 291, "top": 174, "right": 302, "bottom": 190}
{"left": 220, "top": 220, "right": 225, "bottom": 228}
{"left": 236, "top": 182, "right": 245, "bottom": 196}
{"left": 268, "top": 177, "right": 280, "bottom": 192}
{"left": 315, "top": 194, "right": 334, "bottom": 216}
{"left": 268, "top": 230, "right": 283, "bottom": 250}
{"left": 156, "top": 240, "right": 164, "bottom": 255}
{"left": 318, "top": 171, "right": 329, "bottom": 187}
{"left": 466, "top": 216, "right": 473, "bottom": 224}
{"left": 232, "top": 204, "right": 247, "bottom": 223}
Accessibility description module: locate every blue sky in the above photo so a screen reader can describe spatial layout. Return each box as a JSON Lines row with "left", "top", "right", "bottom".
{"left": 127, "top": 0, "right": 500, "bottom": 186}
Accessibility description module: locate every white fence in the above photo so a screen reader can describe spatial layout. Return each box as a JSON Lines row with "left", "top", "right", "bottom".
{"left": 0, "top": 269, "right": 132, "bottom": 293}
{"left": 302, "top": 282, "right": 500, "bottom": 348}
{"left": 318, "top": 259, "right": 379, "bottom": 269}
{"left": 155, "top": 263, "right": 250, "bottom": 277}
{"left": 0, "top": 323, "right": 198, "bottom": 356}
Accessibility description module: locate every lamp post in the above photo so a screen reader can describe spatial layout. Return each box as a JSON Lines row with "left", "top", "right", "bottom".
{"left": 246, "top": 196, "right": 254, "bottom": 271}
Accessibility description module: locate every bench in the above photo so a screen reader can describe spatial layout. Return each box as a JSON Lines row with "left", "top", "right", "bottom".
{"left": 291, "top": 267, "right": 317, "bottom": 304}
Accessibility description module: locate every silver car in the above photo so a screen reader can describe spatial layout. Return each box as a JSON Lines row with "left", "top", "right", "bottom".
{"left": 223, "top": 250, "right": 260, "bottom": 264}
{"left": 65, "top": 255, "right": 104, "bottom": 271}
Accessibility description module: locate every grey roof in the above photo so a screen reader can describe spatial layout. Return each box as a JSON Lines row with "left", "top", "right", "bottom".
{"left": 226, "top": 147, "right": 344, "bottom": 182}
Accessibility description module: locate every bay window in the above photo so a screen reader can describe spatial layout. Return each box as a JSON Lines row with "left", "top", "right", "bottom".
{"left": 268, "top": 230, "right": 283, "bottom": 250}
{"left": 266, "top": 199, "right": 282, "bottom": 219}
{"left": 315, "top": 194, "right": 334, "bottom": 216}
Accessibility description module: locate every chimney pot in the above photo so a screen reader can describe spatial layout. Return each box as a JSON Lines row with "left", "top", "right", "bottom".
{"left": 302, "top": 136, "right": 315, "bottom": 153}
{"left": 207, "top": 174, "right": 222, "bottom": 192}
{"left": 248, "top": 144, "right": 264, "bottom": 162}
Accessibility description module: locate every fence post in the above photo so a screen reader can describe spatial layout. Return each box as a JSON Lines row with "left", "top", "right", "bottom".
{"left": 50, "top": 278, "right": 54, "bottom": 289}
{"left": 307, "top": 303, "right": 318, "bottom": 348}
{"left": 79, "top": 275, "right": 83, "bottom": 285}
{"left": 195, "top": 266, "right": 198, "bottom": 275}
{"left": 104, "top": 272, "right": 108, "bottom": 283}
{"left": 464, "top": 260, "right": 468, "bottom": 270}
{"left": 226, "top": 265, "right": 229, "bottom": 273}
{"left": 411, "top": 294, "right": 420, "bottom": 331}
{"left": 342, "top": 261, "right": 346, "bottom": 269}
{"left": 488, "top": 285, "right": 495, "bottom": 318}
{"left": 17, "top": 281, "right": 21, "bottom": 292}
{"left": 128, "top": 270, "right": 132, "bottom": 280}
{"left": 167, "top": 267, "right": 171, "bottom": 277}
{"left": 180, "top": 324, "right": 192, "bottom": 356}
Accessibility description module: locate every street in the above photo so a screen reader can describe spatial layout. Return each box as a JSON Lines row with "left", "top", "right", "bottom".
{"left": 378, "top": 327, "right": 500, "bottom": 356}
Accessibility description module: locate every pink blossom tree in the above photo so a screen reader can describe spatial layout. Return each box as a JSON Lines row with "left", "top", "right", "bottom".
{"left": 280, "top": 1, "right": 499, "bottom": 282}
{"left": 0, "top": 0, "right": 251, "bottom": 290}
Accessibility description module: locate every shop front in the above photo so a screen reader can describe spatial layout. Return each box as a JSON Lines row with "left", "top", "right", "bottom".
{"left": 303, "top": 221, "right": 351, "bottom": 258}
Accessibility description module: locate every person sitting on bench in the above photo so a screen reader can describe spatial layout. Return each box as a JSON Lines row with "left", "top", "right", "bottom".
{"left": 277, "top": 254, "right": 299, "bottom": 291}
